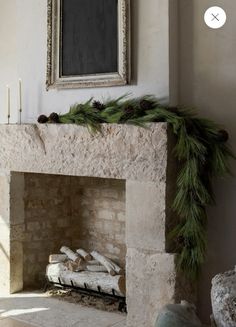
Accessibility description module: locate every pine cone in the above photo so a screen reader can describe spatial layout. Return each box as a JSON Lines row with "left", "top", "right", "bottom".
{"left": 217, "top": 130, "right": 229, "bottom": 142}
{"left": 124, "top": 105, "right": 134, "bottom": 115}
{"left": 92, "top": 101, "right": 105, "bottom": 111}
{"left": 37, "top": 115, "right": 48, "bottom": 124}
{"left": 49, "top": 112, "right": 59, "bottom": 123}
{"left": 140, "top": 99, "right": 154, "bottom": 111}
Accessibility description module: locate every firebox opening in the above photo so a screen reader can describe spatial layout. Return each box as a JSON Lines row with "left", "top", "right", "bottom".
{"left": 21, "top": 173, "right": 126, "bottom": 291}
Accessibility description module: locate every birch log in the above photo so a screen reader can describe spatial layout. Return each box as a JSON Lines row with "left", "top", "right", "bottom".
{"left": 86, "top": 265, "right": 108, "bottom": 273}
{"left": 64, "top": 260, "right": 86, "bottom": 272}
{"left": 65, "top": 261, "right": 107, "bottom": 273}
{"left": 60, "top": 246, "right": 81, "bottom": 263}
{"left": 46, "top": 263, "right": 125, "bottom": 296}
{"left": 49, "top": 254, "right": 67, "bottom": 263}
{"left": 91, "top": 251, "right": 123, "bottom": 276}
{"left": 76, "top": 249, "right": 92, "bottom": 261}
{"left": 87, "top": 260, "right": 100, "bottom": 266}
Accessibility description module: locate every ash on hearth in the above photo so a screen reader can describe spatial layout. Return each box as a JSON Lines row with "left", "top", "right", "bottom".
{"left": 46, "top": 288, "right": 126, "bottom": 313}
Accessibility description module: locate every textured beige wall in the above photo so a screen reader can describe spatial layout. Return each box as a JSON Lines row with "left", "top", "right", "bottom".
{"left": 0, "top": 0, "right": 170, "bottom": 123}
{"left": 178, "top": 0, "right": 236, "bottom": 322}
{"left": 23, "top": 174, "right": 126, "bottom": 288}
{"left": 0, "top": 174, "right": 10, "bottom": 293}
{"left": 0, "top": 0, "right": 18, "bottom": 123}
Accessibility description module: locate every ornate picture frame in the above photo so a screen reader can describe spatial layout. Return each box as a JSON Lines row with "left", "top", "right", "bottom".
{"left": 46, "top": 0, "right": 130, "bottom": 90}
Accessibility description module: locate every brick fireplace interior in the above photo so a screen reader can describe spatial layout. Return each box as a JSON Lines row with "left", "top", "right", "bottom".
{"left": 22, "top": 173, "right": 126, "bottom": 289}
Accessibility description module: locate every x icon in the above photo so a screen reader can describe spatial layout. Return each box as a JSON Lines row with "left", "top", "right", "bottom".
{"left": 204, "top": 6, "right": 226, "bottom": 29}
{"left": 211, "top": 13, "right": 220, "bottom": 21}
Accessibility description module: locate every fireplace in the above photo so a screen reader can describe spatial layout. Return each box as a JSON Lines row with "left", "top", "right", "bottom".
{"left": 0, "top": 123, "right": 194, "bottom": 327}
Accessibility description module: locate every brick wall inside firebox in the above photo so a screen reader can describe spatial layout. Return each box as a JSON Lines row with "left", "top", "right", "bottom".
{"left": 23, "top": 173, "right": 126, "bottom": 289}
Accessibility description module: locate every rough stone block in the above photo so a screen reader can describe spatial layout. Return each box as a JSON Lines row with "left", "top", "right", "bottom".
{"left": 10, "top": 224, "right": 25, "bottom": 241}
{"left": 117, "top": 212, "right": 125, "bottom": 222}
{"left": 126, "top": 181, "right": 166, "bottom": 252}
{"left": 0, "top": 238, "right": 10, "bottom": 294}
{"left": 9, "top": 173, "right": 25, "bottom": 226}
{"left": 27, "top": 221, "right": 41, "bottom": 231}
{"left": 57, "top": 218, "right": 70, "bottom": 228}
{"left": 0, "top": 174, "right": 10, "bottom": 224}
{"left": 126, "top": 248, "right": 183, "bottom": 327}
{"left": 0, "top": 124, "right": 168, "bottom": 182}
{"left": 101, "top": 189, "right": 120, "bottom": 199}
{"left": 97, "top": 209, "right": 116, "bottom": 220}
{"left": 10, "top": 241, "right": 23, "bottom": 293}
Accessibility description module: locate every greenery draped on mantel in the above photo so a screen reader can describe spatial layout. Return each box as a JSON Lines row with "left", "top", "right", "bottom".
{"left": 38, "top": 95, "right": 235, "bottom": 279}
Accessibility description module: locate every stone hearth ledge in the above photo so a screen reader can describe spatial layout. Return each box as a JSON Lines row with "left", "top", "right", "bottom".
{"left": 0, "top": 123, "right": 195, "bottom": 327}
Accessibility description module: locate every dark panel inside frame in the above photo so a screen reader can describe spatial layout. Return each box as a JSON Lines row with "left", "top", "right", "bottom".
{"left": 61, "top": 0, "right": 118, "bottom": 76}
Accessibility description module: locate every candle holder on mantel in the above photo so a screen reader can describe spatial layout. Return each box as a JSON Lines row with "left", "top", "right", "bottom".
{"left": 19, "top": 79, "right": 23, "bottom": 125}
{"left": 19, "top": 108, "right": 22, "bottom": 125}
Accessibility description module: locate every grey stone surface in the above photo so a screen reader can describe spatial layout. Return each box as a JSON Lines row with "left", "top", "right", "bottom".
{"left": 10, "top": 173, "right": 25, "bottom": 226}
{"left": 9, "top": 241, "right": 23, "bottom": 293}
{"left": 126, "top": 248, "right": 190, "bottom": 327}
{"left": 0, "top": 174, "right": 10, "bottom": 225}
{"left": 0, "top": 318, "right": 38, "bottom": 327}
{"left": 0, "top": 123, "right": 168, "bottom": 182}
{"left": 126, "top": 181, "right": 166, "bottom": 252}
{"left": 0, "top": 174, "right": 10, "bottom": 294}
{"left": 0, "top": 292, "right": 126, "bottom": 327}
{"left": 211, "top": 266, "right": 236, "bottom": 327}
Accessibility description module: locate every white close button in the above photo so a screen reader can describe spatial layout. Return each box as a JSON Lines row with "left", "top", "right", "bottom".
{"left": 204, "top": 6, "right": 227, "bottom": 29}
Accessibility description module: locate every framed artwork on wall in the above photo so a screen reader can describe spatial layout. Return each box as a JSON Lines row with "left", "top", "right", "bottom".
{"left": 46, "top": 0, "right": 130, "bottom": 89}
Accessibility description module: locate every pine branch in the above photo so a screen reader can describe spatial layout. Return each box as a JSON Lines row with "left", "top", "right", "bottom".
{"left": 37, "top": 95, "right": 235, "bottom": 280}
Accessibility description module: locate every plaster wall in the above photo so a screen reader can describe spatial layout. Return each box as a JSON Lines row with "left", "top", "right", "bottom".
{"left": 179, "top": 0, "right": 236, "bottom": 322}
{"left": 0, "top": 0, "right": 170, "bottom": 123}
{"left": 0, "top": 0, "right": 18, "bottom": 123}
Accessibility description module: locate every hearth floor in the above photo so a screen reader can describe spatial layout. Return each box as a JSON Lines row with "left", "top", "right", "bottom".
{"left": 0, "top": 292, "right": 126, "bottom": 327}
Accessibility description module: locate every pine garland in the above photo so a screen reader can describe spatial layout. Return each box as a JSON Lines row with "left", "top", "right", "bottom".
{"left": 38, "top": 96, "right": 235, "bottom": 279}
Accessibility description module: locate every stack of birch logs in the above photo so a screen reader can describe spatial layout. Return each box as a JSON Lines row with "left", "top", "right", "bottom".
{"left": 46, "top": 246, "right": 125, "bottom": 297}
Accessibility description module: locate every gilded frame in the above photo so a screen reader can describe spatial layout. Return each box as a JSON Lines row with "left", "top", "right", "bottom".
{"left": 46, "top": 0, "right": 130, "bottom": 89}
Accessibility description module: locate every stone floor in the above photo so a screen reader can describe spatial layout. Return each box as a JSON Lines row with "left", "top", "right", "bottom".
{"left": 0, "top": 292, "right": 126, "bottom": 327}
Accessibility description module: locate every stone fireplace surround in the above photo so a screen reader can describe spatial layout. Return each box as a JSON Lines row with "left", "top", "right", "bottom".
{"left": 0, "top": 123, "right": 193, "bottom": 327}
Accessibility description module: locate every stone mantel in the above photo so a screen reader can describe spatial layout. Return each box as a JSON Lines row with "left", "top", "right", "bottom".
{"left": 0, "top": 123, "right": 193, "bottom": 327}
{"left": 0, "top": 123, "right": 168, "bottom": 182}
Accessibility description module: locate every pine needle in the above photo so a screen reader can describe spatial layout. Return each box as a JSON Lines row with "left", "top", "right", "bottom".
{"left": 52, "top": 95, "right": 235, "bottom": 280}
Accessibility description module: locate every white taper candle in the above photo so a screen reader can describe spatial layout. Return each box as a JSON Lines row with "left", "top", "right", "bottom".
{"left": 6, "top": 85, "right": 10, "bottom": 123}
{"left": 19, "top": 79, "right": 22, "bottom": 110}
{"left": 19, "top": 79, "right": 23, "bottom": 124}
